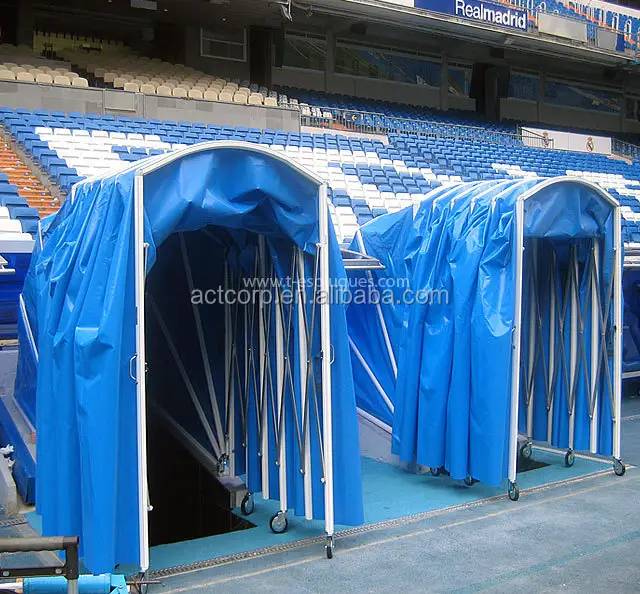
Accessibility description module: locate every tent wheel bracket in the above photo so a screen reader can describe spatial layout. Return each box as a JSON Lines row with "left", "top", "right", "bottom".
{"left": 564, "top": 449, "right": 575, "bottom": 467}
{"left": 613, "top": 458, "right": 626, "bottom": 476}
{"left": 325, "top": 535, "right": 334, "bottom": 559}
{"left": 270, "top": 511, "right": 288, "bottom": 534}
{"left": 508, "top": 481, "right": 520, "bottom": 502}
{"left": 463, "top": 476, "right": 475, "bottom": 487}
{"left": 241, "top": 492, "right": 255, "bottom": 516}
{"left": 429, "top": 466, "right": 441, "bottom": 477}
{"left": 520, "top": 441, "right": 532, "bottom": 460}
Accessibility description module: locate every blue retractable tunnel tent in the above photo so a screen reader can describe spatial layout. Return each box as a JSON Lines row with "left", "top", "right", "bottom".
{"left": 14, "top": 142, "right": 364, "bottom": 574}
{"left": 347, "top": 178, "right": 624, "bottom": 497}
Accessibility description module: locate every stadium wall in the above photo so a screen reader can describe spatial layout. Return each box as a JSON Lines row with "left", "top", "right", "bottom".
{"left": 0, "top": 80, "right": 300, "bottom": 131}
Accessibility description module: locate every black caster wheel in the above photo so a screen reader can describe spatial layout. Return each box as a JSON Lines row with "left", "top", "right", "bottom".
{"left": 269, "top": 512, "right": 288, "bottom": 534}
{"left": 614, "top": 458, "right": 626, "bottom": 476}
{"left": 464, "top": 476, "right": 474, "bottom": 487}
{"left": 508, "top": 482, "right": 520, "bottom": 502}
{"left": 430, "top": 466, "right": 441, "bottom": 477}
{"left": 325, "top": 536, "right": 334, "bottom": 559}
{"left": 520, "top": 442, "right": 532, "bottom": 459}
{"left": 564, "top": 450, "right": 575, "bottom": 467}
{"left": 241, "top": 493, "right": 254, "bottom": 516}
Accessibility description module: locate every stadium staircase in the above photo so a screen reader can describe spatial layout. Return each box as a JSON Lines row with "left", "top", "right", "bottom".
{"left": 0, "top": 140, "right": 59, "bottom": 217}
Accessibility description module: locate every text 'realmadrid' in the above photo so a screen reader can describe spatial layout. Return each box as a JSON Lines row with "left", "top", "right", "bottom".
{"left": 454, "top": 0, "right": 528, "bottom": 30}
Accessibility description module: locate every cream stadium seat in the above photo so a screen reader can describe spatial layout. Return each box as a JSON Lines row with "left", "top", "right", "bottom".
{"left": 264, "top": 97, "right": 278, "bottom": 107}
{"left": 248, "top": 93, "right": 263, "bottom": 105}
{"left": 188, "top": 89, "right": 203, "bottom": 99}
{"left": 10, "top": 66, "right": 26, "bottom": 74}
{"left": 94, "top": 67, "right": 107, "bottom": 79}
{"left": 172, "top": 87, "right": 187, "bottom": 98}
{"left": 72, "top": 77, "right": 89, "bottom": 87}
{"left": 0, "top": 69, "right": 15, "bottom": 81}
{"left": 104, "top": 72, "right": 117, "bottom": 84}
{"left": 140, "top": 83, "right": 156, "bottom": 94}
{"left": 16, "top": 71, "right": 34, "bottom": 82}
{"left": 66, "top": 71, "right": 80, "bottom": 79}
{"left": 218, "top": 91, "right": 233, "bottom": 102}
{"left": 35, "top": 73, "right": 53, "bottom": 84}
{"left": 113, "top": 77, "right": 126, "bottom": 89}
{"left": 124, "top": 82, "right": 140, "bottom": 92}
{"left": 156, "top": 85, "right": 172, "bottom": 96}
{"left": 233, "top": 92, "right": 248, "bottom": 104}
{"left": 54, "top": 75, "right": 71, "bottom": 86}
{"left": 204, "top": 90, "right": 219, "bottom": 101}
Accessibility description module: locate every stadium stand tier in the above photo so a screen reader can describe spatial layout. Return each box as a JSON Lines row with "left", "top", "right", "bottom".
{"left": 2, "top": 106, "right": 640, "bottom": 249}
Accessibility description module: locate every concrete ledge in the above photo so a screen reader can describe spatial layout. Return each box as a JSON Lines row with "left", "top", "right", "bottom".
{"left": 0, "top": 453, "right": 18, "bottom": 516}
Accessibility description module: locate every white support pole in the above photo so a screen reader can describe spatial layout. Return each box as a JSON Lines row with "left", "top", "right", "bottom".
{"left": 258, "top": 235, "right": 269, "bottom": 499}
{"left": 355, "top": 229, "right": 397, "bottom": 378}
{"left": 318, "top": 184, "right": 335, "bottom": 539}
{"left": 357, "top": 407, "right": 393, "bottom": 435}
{"left": 526, "top": 239, "right": 537, "bottom": 442}
{"left": 149, "top": 299, "right": 223, "bottom": 460}
{"left": 244, "top": 300, "right": 249, "bottom": 474}
{"left": 225, "top": 262, "right": 236, "bottom": 476}
{"left": 508, "top": 198, "right": 525, "bottom": 484}
{"left": 275, "top": 283, "right": 287, "bottom": 513}
{"left": 613, "top": 206, "right": 623, "bottom": 460}
{"left": 179, "top": 234, "right": 224, "bottom": 456}
{"left": 296, "top": 248, "right": 313, "bottom": 520}
{"left": 348, "top": 336, "right": 394, "bottom": 414}
{"left": 133, "top": 173, "right": 150, "bottom": 572}
{"left": 590, "top": 240, "right": 600, "bottom": 454}
{"left": 547, "top": 261, "right": 556, "bottom": 443}
{"left": 569, "top": 248, "right": 578, "bottom": 451}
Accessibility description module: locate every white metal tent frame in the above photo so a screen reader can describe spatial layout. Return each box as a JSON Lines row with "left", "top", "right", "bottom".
{"left": 72, "top": 142, "right": 337, "bottom": 571}
{"left": 508, "top": 177, "right": 624, "bottom": 500}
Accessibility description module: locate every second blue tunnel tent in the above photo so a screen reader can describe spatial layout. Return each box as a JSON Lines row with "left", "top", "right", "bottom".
{"left": 346, "top": 177, "right": 625, "bottom": 499}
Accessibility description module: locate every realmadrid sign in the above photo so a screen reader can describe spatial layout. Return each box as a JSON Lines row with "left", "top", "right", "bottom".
{"left": 454, "top": 0, "right": 528, "bottom": 30}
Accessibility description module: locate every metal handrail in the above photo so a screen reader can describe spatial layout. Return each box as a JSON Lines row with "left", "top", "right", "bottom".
{"left": 298, "top": 105, "right": 556, "bottom": 148}
{"left": 612, "top": 138, "right": 640, "bottom": 161}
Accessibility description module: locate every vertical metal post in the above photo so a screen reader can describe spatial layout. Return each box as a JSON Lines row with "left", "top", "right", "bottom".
{"left": 275, "top": 280, "right": 288, "bottom": 513}
{"left": 133, "top": 172, "right": 150, "bottom": 572}
{"left": 526, "top": 238, "right": 537, "bottom": 442}
{"left": 258, "top": 235, "right": 269, "bottom": 498}
{"left": 225, "top": 262, "right": 236, "bottom": 477}
{"left": 508, "top": 198, "right": 525, "bottom": 485}
{"left": 569, "top": 247, "right": 578, "bottom": 452}
{"left": 318, "top": 184, "right": 335, "bottom": 543}
{"left": 296, "top": 248, "right": 313, "bottom": 520}
{"left": 613, "top": 206, "right": 623, "bottom": 460}
{"left": 547, "top": 256, "right": 556, "bottom": 443}
{"left": 590, "top": 240, "right": 600, "bottom": 453}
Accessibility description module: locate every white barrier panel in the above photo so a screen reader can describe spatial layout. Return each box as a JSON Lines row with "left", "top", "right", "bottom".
{"left": 522, "top": 127, "right": 612, "bottom": 155}
{"left": 538, "top": 12, "right": 588, "bottom": 42}
{"left": 597, "top": 28, "right": 619, "bottom": 52}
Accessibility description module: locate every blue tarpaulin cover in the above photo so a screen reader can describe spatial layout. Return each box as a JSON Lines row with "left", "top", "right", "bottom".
{"left": 348, "top": 178, "right": 617, "bottom": 487}
{"left": 14, "top": 145, "right": 364, "bottom": 574}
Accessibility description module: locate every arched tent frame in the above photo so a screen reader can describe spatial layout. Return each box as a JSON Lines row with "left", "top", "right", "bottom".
{"left": 346, "top": 177, "right": 624, "bottom": 499}
{"left": 18, "top": 141, "right": 365, "bottom": 576}
{"left": 508, "top": 178, "right": 623, "bottom": 495}
{"left": 130, "top": 142, "right": 337, "bottom": 570}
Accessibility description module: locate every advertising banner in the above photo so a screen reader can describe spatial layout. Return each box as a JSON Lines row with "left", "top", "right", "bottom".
{"left": 414, "top": 0, "right": 529, "bottom": 31}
